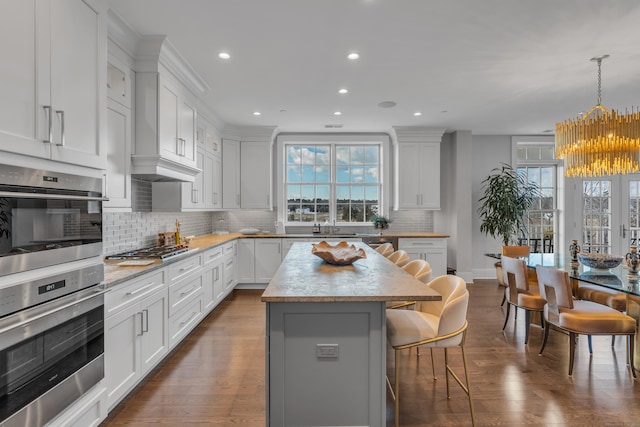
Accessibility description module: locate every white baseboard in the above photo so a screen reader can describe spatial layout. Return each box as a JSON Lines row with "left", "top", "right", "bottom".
{"left": 473, "top": 268, "right": 497, "bottom": 280}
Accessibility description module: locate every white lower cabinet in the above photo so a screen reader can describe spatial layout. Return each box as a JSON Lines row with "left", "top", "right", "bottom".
{"left": 46, "top": 383, "right": 107, "bottom": 427}
{"left": 238, "top": 238, "right": 282, "bottom": 283}
{"left": 398, "top": 238, "right": 447, "bottom": 278}
{"left": 167, "top": 254, "right": 204, "bottom": 348}
{"left": 104, "top": 270, "right": 168, "bottom": 411}
{"left": 202, "top": 244, "right": 224, "bottom": 313}
{"left": 223, "top": 240, "right": 238, "bottom": 292}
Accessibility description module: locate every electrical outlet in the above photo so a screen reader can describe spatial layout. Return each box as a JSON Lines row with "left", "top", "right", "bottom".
{"left": 316, "top": 344, "right": 339, "bottom": 358}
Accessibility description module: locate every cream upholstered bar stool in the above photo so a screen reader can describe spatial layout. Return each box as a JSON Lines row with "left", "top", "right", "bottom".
{"left": 535, "top": 265, "right": 636, "bottom": 377}
{"left": 386, "top": 275, "right": 476, "bottom": 427}
{"left": 501, "top": 256, "right": 546, "bottom": 344}
{"left": 387, "top": 259, "right": 432, "bottom": 309}
{"left": 375, "top": 242, "right": 394, "bottom": 257}
{"left": 387, "top": 250, "right": 410, "bottom": 267}
{"left": 494, "top": 245, "right": 532, "bottom": 306}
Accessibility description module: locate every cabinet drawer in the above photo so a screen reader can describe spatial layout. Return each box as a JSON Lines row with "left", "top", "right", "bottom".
{"left": 398, "top": 238, "right": 446, "bottom": 249}
{"left": 169, "top": 275, "right": 202, "bottom": 316}
{"left": 223, "top": 241, "right": 236, "bottom": 255}
{"left": 167, "top": 254, "right": 203, "bottom": 285}
{"left": 106, "top": 271, "right": 165, "bottom": 317}
{"left": 169, "top": 296, "right": 203, "bottom": 348}
{"left": 203, "top": 244, "right": 224, "bottom": 266}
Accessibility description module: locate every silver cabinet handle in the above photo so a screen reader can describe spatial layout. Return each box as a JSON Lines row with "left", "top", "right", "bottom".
{"left": 103, "top": 173, "right": 108, "bottom": 199}
{"left": 192, "top": 188, "right": 198, "bottom": 204}
{"left": 55, "top": 110, "right": 65, "bottom": 146}
{"left": 142, "top": 309, "right": 149, "bottom": 333}
{"left": 43, "top": 105, "right": 52, "bottom": 143}
{"left": 179, "top": 311, "right": 197, "bottom": 327}
{"left": 125, "top": 281, "right": 157, "bottom": 296}
{"left": 137, "top": 311, "right": 144, "bottom": 336}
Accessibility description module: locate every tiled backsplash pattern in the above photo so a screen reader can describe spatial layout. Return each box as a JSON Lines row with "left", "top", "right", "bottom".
{"left": 103, "top": 179, "right": 434, "bottom": 254}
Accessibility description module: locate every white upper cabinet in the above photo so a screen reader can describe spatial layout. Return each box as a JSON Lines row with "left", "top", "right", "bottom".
{"left": 394, "top": 127, "right": 445, "bottom": 210}
{"left": 133, "top": 72, "right": 199, "bottom": 181}
{"left": 241, "top": 141, "right": 273, "bottom": 209}
{"left": 129, "top": 35, "right": 208, "bottom": 182}
{"left": 222, "top": 139, "right": 241, "bottom": 209}
{"left": 0, "top": 0, "right": 106, "bottom": 169}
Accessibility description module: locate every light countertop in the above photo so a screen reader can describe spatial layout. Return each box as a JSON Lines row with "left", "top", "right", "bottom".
{"left": 261, "top": 242, "right": 442, "bottom": 303}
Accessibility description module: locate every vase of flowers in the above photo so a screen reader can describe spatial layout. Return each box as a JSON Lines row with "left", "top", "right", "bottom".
{"left": 372, "top": 215, "right": 391, "bottom": 234}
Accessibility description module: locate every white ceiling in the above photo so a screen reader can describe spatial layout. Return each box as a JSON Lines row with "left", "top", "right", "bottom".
{"left": 108, "top": 0, "right": 640, "bottom": 135}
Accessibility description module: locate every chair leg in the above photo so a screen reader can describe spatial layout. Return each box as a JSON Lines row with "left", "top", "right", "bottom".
{"left": 611, "top": 335, "right": 616, "bottom": 346}
{"left": 502, "top": 303, "right": 511, "bottom": 331}
{"left": 394, "top": 348, "right": 400, "bottom": 427}
{"left": 539, "top": 321, "right": 550, "bottom": 355}
{"left": 460, "top": 344, "right": 477, "bottom": 427}
{"left": 500, "top": 292, "right": 506, "bottom": 307}
{"left": 587, "top": 335, "right": 593, "bottom": 354}
{"left": 569, "top": 332, "right": 577, "bottom": 376}
{"left": 524, "top": 310, "right": 531, "bottom": 345}
{"left": 430, "top": 348, "right": 437, "bottom": 380}
{"left": 632, "top": 335, "right": 637, "bottom": 379}
{"left": 444, "top": 348, "right": 452, "bottom": 399}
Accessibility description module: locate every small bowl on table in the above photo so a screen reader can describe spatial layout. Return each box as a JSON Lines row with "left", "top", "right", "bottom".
{"left": 577, "top": 253, "right": 623, "bottom": 270}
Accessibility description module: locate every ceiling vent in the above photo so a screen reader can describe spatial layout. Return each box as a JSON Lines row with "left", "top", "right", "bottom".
{"left": 324, "top": 124, "right": 344, "bottom": 129}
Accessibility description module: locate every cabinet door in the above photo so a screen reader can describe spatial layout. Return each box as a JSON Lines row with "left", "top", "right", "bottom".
{"left": 241, "top": 141, "right": 272, "bottom": 209}
{"left": 222, "top": 139, "right": 241, "bottom": 209}
{"left": 182, "top": 148, "right": 205, "bottom": 208}
{"left": 419, "top": 143, "right": 440, "bottom": 209}
{"left": 223, "top": 255, "right": 236, "bottom": 293}
{"left": 237, "top": 239, "right": 255, "bottom": 283}
{"left": 254, "top": 239, "right": 282, "bottom": 283}
{"left": 397, "top": 143, "right": 422, "bottom": 209}
{"left": 104, "top": 98, "right": 132, "bottom": 210}
{"left": 105, "top": 303, "right": 141, "bottom": 410}
{"left": 212, "top": 154, "right": 223, "bottom": 209}
{"left": 180, "top": 98, "right": 197, "bottom": 167}
{"left": 49, "top": 0, "right": 105, "bottom": 169}
{"left": 158, "top": 79, "right": 180, "bottom": 163}
{"left": 212, "top": 263, "right": 225, "bottom": 303}
{"left": 423, "top": 249, "right": 447, "bottom": 278}
{"left": 139, "top": 289, "right": 169, "bottom": 375}
{"left": 0, "top": 0, "right": 50, "bottom": 159}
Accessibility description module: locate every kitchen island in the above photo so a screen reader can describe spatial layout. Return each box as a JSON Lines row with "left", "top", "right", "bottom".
{"left": 262, "top": 242, "right": 441, "bottom": 427}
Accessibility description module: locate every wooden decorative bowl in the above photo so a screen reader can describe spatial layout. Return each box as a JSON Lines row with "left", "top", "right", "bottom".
{"left": 311, "top": 241, "right": 366, "bottom": 265}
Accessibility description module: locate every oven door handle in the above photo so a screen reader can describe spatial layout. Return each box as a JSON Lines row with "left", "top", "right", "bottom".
{"left": 0, "top": 191, "right": 108, "bottom": 202}
{"left": 0, "top": 288, "right": 108, "bottom": 337}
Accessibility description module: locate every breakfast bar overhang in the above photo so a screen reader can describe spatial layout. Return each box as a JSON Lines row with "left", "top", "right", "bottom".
{"left": 261, "top": 242, "right": 441, "bottom": 427}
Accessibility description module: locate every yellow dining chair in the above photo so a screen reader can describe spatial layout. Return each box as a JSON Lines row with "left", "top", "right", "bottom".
{"left": 501, "top": 256, "right": 546, "bottom": 344}
{"left": 535, "top": 265, "right": 636, "bottom": 377}
{"left": 495, "top": 245, "right": 532, "bottom": 306}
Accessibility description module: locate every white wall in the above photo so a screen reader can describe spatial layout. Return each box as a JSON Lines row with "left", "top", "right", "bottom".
{"left": 470, "top": 135, "right": 513, "bottom": 279}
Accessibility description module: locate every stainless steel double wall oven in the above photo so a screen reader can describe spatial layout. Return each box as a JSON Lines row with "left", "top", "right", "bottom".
{"left": 0, "top": 164, "right": 107, "bottom": 426}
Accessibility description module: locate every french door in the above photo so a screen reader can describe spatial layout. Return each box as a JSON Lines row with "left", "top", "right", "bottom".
{"left": 579, "top": 175, "right": 640, "bottom": 255}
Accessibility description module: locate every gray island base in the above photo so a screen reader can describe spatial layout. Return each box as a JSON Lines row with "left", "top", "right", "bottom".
{"left": 262, "top": 242, "right": 441, "bottom": 427}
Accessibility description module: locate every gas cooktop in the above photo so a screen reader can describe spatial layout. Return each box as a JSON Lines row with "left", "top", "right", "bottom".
{"left": 105, "top": 245, "right": 189, "bottom": 261}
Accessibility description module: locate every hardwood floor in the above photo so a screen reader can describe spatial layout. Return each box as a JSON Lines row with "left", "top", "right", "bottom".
{"left": 101, "top": 280, "right": 640, "bottom": 426}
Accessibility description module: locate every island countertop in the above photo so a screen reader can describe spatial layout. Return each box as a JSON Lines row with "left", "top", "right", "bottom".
{"left": 261, "top": 241, "right": 442, "bottom": 303}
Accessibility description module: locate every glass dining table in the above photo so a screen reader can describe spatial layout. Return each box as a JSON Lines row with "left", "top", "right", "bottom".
{"left": 487, "top": 252, "right": 640, "bottom": 370}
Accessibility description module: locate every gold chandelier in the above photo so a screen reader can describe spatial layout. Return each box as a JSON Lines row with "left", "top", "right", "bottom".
{"left": 555, "top": 55, "right": 640, "bottom": 177}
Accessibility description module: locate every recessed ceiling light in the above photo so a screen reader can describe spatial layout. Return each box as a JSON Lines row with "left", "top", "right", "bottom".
{"left": 218, "top": 52, "right": 230, "bottom": 59}
{"left": 440, "top": 110, "right": 448, "bottom": 114}
{"left": 378, "top": 101, "right": 397, "bottom": 108}
{"left": 334, "top": 111, "right": 342, "bottom": 116}
{"left": 414, "top": 112, "right": 422, "bottom": 116}
{"left": 347, "top": 52, "right": 359, "bottom": 60}
{"left": 280, "top": 109, "right": 287, "bottom": 113}
{"left": 253, "top": 111, "right": 261, "bottom": 116}
{"left": 543, "top": 129, "right": 554, "bottom": 133}
{"left": 338, "top": 88, "right": 349, "bottom": 94}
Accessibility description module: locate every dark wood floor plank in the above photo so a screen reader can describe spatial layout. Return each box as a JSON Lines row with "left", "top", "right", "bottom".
{"left": 101, "top": 281, "right": 640, "bottom": 427}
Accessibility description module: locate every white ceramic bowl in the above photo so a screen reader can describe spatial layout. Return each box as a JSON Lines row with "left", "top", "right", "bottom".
{"left": 577, "top": 253, "right": 623, "bottom": 270}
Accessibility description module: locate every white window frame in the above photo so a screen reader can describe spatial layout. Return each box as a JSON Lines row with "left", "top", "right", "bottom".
{"left": 511, "top": 136, "right": 562, "bottom": 252}
{"left": 276, "top": 133, "right": 391, "bottom": 227}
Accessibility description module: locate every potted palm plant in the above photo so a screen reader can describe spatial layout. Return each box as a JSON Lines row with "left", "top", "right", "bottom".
{"left": 477, "top": 164, "right": 539, "bottom": 246}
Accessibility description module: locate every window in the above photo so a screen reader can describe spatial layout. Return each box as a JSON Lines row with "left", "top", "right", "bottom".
{"left": 514, "top": 137, "right": 558, "bottom": 253}
{"left": 279, "top": 134, "right": 389, "bottom": 226}
{"left": 582, "top": 180, "right": 612, "bottom": 253}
